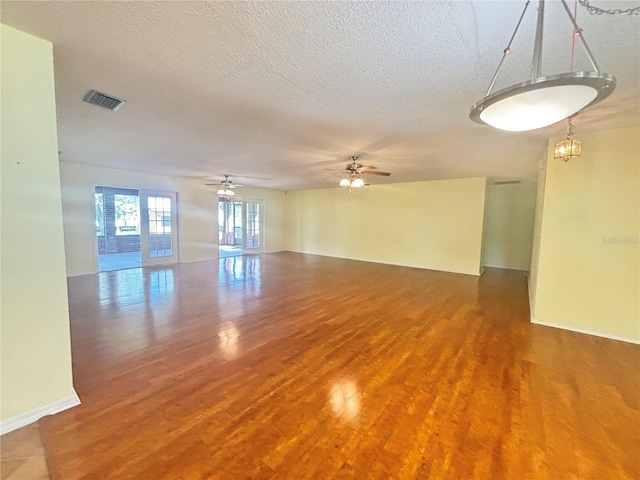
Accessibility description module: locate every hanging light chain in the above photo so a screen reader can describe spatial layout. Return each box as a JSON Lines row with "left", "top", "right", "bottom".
{"left": 579, "top": 0, "right": 640, "bottom": 15}
{"left": 566, "top": 117, "right": 576, "bottom": 138}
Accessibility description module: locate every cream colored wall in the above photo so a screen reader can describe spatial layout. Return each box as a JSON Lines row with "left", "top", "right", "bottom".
{"left": 60, "top": 162, "right": 286, "bottom": 276}
{"left": 286, "top": 177, "right": 487, "bottom": 276}
{"left": 482, "top": 181, "right": 537, "bottom": 270}
{"left": 1, "top": 25, "right": 76, "bottom": 421}
{"left": 532, "top": 126, "right": 640, "bottom": 342}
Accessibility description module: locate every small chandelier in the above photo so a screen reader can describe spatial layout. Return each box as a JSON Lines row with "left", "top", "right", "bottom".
{"left": 554, "top": 117, "right": 582, "bottom": 162}
{"left": 470, "top": 0, "right": 616, "bottom": 131}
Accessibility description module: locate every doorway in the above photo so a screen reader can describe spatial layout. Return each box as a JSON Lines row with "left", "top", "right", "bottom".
{"left": 95, "top": 186, "right": 142, "bottom": 271}
{"left": 95, "top": 186, "right": 178, "bottom": 271}
{"left": 218, "top": 198, "right": 243, "bottom": 258}
{"left": 218, "top": 198, "right": 263, "bottom": 257}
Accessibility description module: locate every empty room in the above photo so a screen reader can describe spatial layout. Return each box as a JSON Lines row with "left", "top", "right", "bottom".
{"left": 1, "top": 1, "right": 638, "bottom": 479}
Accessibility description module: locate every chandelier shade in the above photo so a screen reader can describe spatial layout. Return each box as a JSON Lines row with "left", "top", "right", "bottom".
{"left": 470, "top": 0, "right": 616, "bottom": 132}
{"left": 470, "top": 72, "right": 615, "bottom": 131}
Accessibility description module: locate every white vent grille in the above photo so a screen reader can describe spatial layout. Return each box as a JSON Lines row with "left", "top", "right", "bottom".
{"left": 83, "top": 89, "right": 126, "bottom": 111}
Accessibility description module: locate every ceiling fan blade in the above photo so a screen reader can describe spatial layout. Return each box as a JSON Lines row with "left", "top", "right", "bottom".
{"left": 360, "top": 170, "right": 391, "bottom": 176}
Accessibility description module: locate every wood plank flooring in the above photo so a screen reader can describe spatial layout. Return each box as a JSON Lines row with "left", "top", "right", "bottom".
{"left": 2, "top": 252, "right": 639, "bottom": 479}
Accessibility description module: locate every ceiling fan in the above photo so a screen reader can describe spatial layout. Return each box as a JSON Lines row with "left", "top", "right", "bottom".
{"left": 205, "top": 175, "right": 243, "bottom": 196}
{"left": 338, "top": 156, "right": 391, "bottom": 191}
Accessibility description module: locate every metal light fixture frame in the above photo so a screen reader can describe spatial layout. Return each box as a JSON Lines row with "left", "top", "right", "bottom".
{"left": 470, "top": 0, "right": 616, "bottom": 131}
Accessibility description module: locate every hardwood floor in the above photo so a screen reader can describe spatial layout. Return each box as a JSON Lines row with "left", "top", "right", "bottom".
{"left": 2, "top": 252, "right": 639, "bottom": 479}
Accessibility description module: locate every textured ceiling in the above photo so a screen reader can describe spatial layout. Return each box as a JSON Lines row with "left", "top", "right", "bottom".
{"left": 2, "top": 1, "right": 639, "bottom": 190}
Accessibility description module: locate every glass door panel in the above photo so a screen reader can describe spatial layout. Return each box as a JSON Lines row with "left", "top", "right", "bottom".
{"left": 243, "top": 200, "right": 262, "bottom": 253}
{"left": 218, "top": 198, "right": 243, "bottom": 258}
{"left": 140, "top": 191, "right": 178, "bottom": 266}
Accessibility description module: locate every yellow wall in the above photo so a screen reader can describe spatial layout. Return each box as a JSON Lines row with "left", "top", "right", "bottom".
{"left": 0, "top": 25, "right": 76, "bottom": 421}
{"left": 532, "top": 126, "right": 640, "bottom": 342}
{"left": 286, "top": 177, "right": 487, "bottom": 276}
{"left": 60, "top": 162, "right": 287, "bottom": 276}
{"left": 482, "top": 181, "right": 537, "bottom": 270}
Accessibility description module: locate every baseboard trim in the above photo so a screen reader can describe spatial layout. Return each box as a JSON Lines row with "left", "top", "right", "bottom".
{"left": 531, "top": 319, "right": 640, "bottom": 345}
{"left": 0, "top": 390, "right": 81, "bottom": 436}
{"left": 484, "top": 263, "right": 529, "bottom": 271}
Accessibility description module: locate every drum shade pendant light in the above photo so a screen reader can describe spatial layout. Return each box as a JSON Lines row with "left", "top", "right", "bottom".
{"left": 470, "top": 0, "right": 616, "bottom": 131}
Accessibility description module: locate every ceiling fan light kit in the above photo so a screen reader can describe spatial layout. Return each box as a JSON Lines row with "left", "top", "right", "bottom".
{"left": 470, "top": 0, "right": 616, "bottom": 132}
{"left": 338, "top": 156, "right": 390, "bottom": 192}
{"left": 208, "top": 175, "right": 242, "bottom": 197}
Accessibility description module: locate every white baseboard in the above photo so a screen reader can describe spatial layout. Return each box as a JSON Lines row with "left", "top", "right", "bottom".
{"left": 483, "top": 263, "right": 529, "bottom": 271}
{"left": 0, "top": 390, "right": 81, "bottom": 436}
{"left": 531, "top": 319, "right": 640, "bottom": 345}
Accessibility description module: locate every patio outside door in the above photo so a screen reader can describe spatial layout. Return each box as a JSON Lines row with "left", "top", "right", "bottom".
{"left": 140, "top": 190, "right": 178, "bottom": 266}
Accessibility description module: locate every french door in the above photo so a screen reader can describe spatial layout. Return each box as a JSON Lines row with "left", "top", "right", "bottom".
{"left": 243, "top": 200, "right": 263, "bottom": 254}
{"left": 140, "top": 190, "right": 179, "bottom": 266}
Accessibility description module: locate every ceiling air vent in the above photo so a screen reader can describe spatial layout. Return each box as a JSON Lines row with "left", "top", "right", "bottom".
{"left": 83, "top": 89, "right": 126, "bottom": 111}
{"left": 494, "top": 180, "right": 521, "bottom": 185}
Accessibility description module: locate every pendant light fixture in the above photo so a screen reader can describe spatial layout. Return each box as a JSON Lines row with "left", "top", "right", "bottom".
{"left": 554, "top": 117, "right": 582, "bottom": 162}
{"left": 470, "top": 0, "right": 616, "bottom": 131}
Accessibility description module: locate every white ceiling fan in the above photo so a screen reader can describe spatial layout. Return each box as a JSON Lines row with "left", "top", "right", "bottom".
{"left": 205, "top": 175, "right": 243, "bottom": 196}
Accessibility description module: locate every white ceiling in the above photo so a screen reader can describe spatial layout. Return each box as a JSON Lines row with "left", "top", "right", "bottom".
{"left": 2, "top": 1, "right": 639, "bottom": 190}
